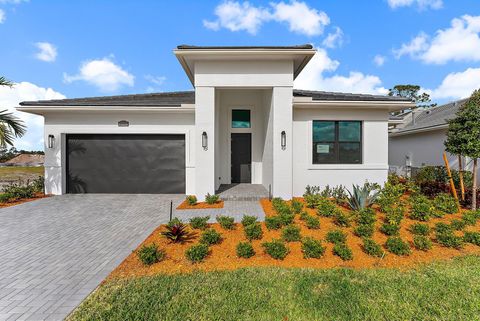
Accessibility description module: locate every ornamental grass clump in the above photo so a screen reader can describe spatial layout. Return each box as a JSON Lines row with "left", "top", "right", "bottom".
{"left": 385, "top": 237, "right": 411, "bottom": 256}
{"left": 244, "top": 223, "right": 263, "bottom": 241}
{"left": 137, "top": 243, "right": 165, "bottom": 266}
{"left": 185, "top": 243, "right": 209, "bottom": 263}
{"left": 216, "top": 215, "right": 235, "bottom": 230}
{"left": 362, "top": 238, "right": 383, "bottom": 257}
{"left": 326, "top": 229, "right": 347, "bottom": 244}
{"left": 413, "top": 235, "right": 432, "bottom": 251}
{"left": 189, "top": 216, "right": 210, "bottom": 230}
{"left": 301, "top": 237, "right": 325, "bottom": 259}
{"left": 281, "top": 225, "right": 301, "bottom": 242}
{"left": 236, "top": 241, "right": 255, "bottom": 258}
{"left": 333, "top": 243, "right": 353, "bottom": 261}
{"left": 199, "top": 228, "right": 222, "bottom": 245}
{"left": 262, "top": 239, "right": 289, "bottom": 260}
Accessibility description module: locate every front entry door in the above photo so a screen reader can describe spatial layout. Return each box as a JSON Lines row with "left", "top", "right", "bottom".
{"left": 231, "top": 133, "right": 251, "bottom": 183}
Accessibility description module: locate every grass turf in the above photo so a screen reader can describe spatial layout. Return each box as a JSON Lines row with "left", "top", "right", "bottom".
{"left": 69, "top": 255, "right": 480, "bottom": 321}
{"left": 0, "top": 166, "right": 43, "bottom": 179}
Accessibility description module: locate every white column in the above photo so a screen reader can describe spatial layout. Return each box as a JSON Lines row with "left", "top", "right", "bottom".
{"left": 195, "top": 86, "right": 216, "bottom": 201}
{"left": 272, "top": 86, "right": 293, "bottom": 199}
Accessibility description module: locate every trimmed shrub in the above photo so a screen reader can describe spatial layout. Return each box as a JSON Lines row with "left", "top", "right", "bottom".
{"left": 377, "top": 182, "right": 405, "bottom": 212}
{"left": 409, "top": 223, "right": 430, "bottom": 236}
{"left": 137, "top": 243, "right": 164, "bottom": 266}
{"left": 2, "top": 183, "right": 35, "bottom": 200}
{"left": 410, "top": 195, "right": 435, "bottom": 221}
{"left": 265, "top": 216, "right": 283, "bottom": 230}
{"left": 185, "top": 244, "right": 209, "bottom": 263}
{"left": 385, "top": 237, "right": 411, "bottom": 256}
{"left": 216, "top": 215, "right": 235, "bottom": 230}
{"left": 304, "top": 194, "right": 323, "bottom": 209}
{"left": 189, "top": 216, "right": 210, "bottom": 230}
{"left": 434, "top": 193, "right": 458, "bottom": 214}
{"left": 199, "top": 228, "right": 222, "bottom": 245}
{"left": 385, "top": 205, "right": 405, "bottom": 225}
{"left": 186, "top": 195, "right": 197, "bottom": 206}
{"left": 205, "top": 193, "right": 220, "bottom": 205}
{"left": 434, "top": 222, "right": 453, "bottom": 235}
{"left": 236, "top": 242, "right": 255, "bottom": 258}
{"left": 356, "top": 208, "right": 376, "bottom": 225}
{"left": 278, "top": 212, "right": 295, "bottom": 226}
{"left": 464, "top": 231, "right": 480, "bottom": 246}
{"left": 450, "top": 219, "right": 466, "bottom": 231}
{"left": 0, "top": 193, "right": 12, "bottom": 203}
{"left": 299, "top": 211, "right": 310, "bottom": 221}
{"left": 462, "top": 211, "right": 478, "bottom": 226}
{"left": 413, "top": 235, "right": 432, "bottom": 251}
{"left": 244, "top": 223, "right": 263, "bottom": 240}
{"left": 305, "top": 215, "right": 320, "bottom": 229}
{"left": 333, "top": 243, "right": 353, "bottom": 261}
{"left": 301, "top": 237, "right": 325, "bottom": 259}
{"left": 354, "top": 224, "right": 374, "bottom": 238}
{"left": 272, "top": 198, "right": 292, "bottom": 216}
{"left": 281, "top": 225, "right": 301, "bottom": 242}
{"left": 326, "top": 229, "right": 347, "bottom": 244}
{"left": 291, "top": 199, "right": 303, "bottom": 214}
{"left": 333, "top": 210, "right": 351, "bottom": 227}
{"left": 436, "top": 232, "right": 464, "bottom": 249}
{"left": 316, "top": 198, "right": 337, "bottom": 217}
{"left": 380, "top": 223, "right": 400, "bottom": 236}
{"left": 362, "top": 238, "right": 383, "bottom": 257}
{"left": 167, "top": 217, "right": 183, "bottom": 228}
{"left": 262, "top": 239, "right": 289, "bottom": 260}
{"left": 241, "top": 215, "right": 258, "bottom": 227}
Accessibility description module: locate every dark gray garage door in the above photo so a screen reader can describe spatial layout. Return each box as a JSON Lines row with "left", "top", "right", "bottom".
{"left": 66, "top": 134, "right": 185, "bottom": 194}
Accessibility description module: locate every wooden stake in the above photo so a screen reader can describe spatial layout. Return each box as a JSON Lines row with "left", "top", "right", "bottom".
{"left": 458, "top": 155, "right": 465, "bottom": 201}
{"left": 443, "top": 152, "right": 461, "bottom": 212}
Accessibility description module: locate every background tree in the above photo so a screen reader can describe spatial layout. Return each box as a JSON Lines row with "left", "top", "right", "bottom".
{"left": 0, "top": 77, "right": 26, "bottom": 148}
{"left": 388, "top": 85, "right": 436, "bottom": 114}
{"left": 445, "top": 89, "right": 480, "bottom": 210}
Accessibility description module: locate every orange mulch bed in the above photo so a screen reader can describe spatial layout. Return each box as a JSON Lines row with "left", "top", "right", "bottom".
{"left": 176, "top": 200, "right": 224, "bottom": 210}
{"left": 109, "top": 198, "right": 480, "bottom": 280}
{"left": 0, "top": 193, "right": 51, "bottom": 208}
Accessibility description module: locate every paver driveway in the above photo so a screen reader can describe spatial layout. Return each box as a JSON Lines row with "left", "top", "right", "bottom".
{"left": 0, "top": 194, "right": 184, "bottom": 321}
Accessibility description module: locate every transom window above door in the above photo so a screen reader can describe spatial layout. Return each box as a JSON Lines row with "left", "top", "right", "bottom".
{"left": 312, "top": 120, "right": 362, "bottom": 164}
{"left": 232, "top": 109, "right": 251, "bottom": 128}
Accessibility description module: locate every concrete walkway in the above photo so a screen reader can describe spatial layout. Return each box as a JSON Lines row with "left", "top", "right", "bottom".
{"left": 0, "top": 194, "right": 184, "bottom": 321}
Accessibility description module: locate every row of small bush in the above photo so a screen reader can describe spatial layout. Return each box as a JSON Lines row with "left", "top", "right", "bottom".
{"left": 189, "top": 215, "right": 235, "bottom": 230}
{"left": 0, "top": 176, "right": 44, "bottom": 203}
{"left": 185, "top": 193, "right": 221, "bottom": 206}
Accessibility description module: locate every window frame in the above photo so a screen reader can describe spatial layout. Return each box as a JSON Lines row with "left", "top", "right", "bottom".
{"left": 231, "top": 109, "right": 251, "bottom": 129}
{"left": 312, "top": 120, "right": 363, "bottom": 165}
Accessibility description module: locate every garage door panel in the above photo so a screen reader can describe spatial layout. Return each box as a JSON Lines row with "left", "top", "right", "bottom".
{"left": 66, "top": 134, "right": 185, "bottom": 194}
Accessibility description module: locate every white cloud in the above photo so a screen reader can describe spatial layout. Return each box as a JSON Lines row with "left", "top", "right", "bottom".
{"left": 0, "top": 9, "right": 5, "bottom": 23}
{"left": 373, "top": 55, "right": 386, "bottom": 66}
{"left": 294, "top": 48, "right": 387, "bottom": 95}
{"left": 0, "top": 81, "right": 65, "bottom": 150}
{"left": 34, "top": 42, "right": 57, "bottom": 62}
{"left": 387, "top": 0, "right": 443, "bottom": 10}
{"left": 429, "top": 68, "right": 480, "bottom": 100}
{"left": 0, "top": 0, "right": 29, "bottom": 3}
{"left": 145, "top": 75, "right": 166, "bottom": 86}
{"left": 394, "top": 15, "right": 480, "bottom": 64}
{"left": 203, "top": 0, "right": 329, "bottom": 36}
{"left": 322, "top": 27, "right": 343, "bottom": 48}
{"left": 63, "top": 57, "right": 134, "bottom": 92}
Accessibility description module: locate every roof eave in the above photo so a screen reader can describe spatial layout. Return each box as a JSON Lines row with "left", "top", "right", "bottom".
{"left": 389, "top": 123, "right": 448, "bottom": 137}
{"left": 16, "top": 105, "right": 195, "bottom": 116}
{"left": 293, "top": 100, "right": 415, "bottom": 111}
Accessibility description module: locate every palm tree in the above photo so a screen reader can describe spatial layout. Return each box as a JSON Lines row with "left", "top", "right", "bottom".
{"left": 0, "top": 77, "right": 26, "bottom": 147}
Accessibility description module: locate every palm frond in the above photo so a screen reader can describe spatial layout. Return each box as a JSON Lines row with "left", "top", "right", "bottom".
{"left": 0, "top": 110, "right": 26, "bottom": 147}
{"left": 0, "top": 77, "right": 14, "bottom": 87}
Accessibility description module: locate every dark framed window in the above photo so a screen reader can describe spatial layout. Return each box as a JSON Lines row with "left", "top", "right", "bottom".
{"left": 312, "top": 121, "right": 362, "bottom": 164}
{"left": 232, "top": 109, "right": 251, "bottom": 128}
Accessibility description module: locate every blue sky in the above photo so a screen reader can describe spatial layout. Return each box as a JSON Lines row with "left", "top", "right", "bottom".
{"left": 0, "top": 0, "right": 479, "bottom": 150}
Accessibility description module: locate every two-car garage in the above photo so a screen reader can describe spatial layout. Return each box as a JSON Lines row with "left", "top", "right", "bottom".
{"left": 66, "top": 134, "right": 186, "bottom": 194}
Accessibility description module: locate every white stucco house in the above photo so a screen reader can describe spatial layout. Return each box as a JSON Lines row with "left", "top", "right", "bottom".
{"left": 17, "top": 45, "right": 413, "bottom": 200}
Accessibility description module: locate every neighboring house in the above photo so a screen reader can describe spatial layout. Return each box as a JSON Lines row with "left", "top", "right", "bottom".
{"left": 1, "top": 153, "right": 44, "bottom": 167}
{"left": 389, "top": 98, "right": 476, "bottom": 176}
{"left": 17, "top": 45, "right": 412, "bottom": 200}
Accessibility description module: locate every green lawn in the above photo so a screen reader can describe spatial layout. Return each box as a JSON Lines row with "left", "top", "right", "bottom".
{"left": 69, "top": 255, "right": 480, "bottom": 321}
{"left": 0, "top": 166, "right": 43, "bottom": 181}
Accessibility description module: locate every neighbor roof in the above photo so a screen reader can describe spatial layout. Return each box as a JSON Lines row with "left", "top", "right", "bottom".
{"left": 392, "top": 98, "right": 467, "bottom": 135}
{"left": 176, "top": 44, "right": 314, "bottom": 50}
{"left": 19, "top": 89, "right": 411, "bottom": 107}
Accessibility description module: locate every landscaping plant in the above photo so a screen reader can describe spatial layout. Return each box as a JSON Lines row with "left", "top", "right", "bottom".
{"left": 434, "top": 222, "right": 453, "bottom": 235}
{"left": 189, "top": 216, "right": 210, "bottom": 230}
{"left": 216, "top": 215, "right": 235, "bottom": 230}
{"left": 462, "top": 211, "right": 478, "bottom": 226}
{"left": 362, "top": 238, "right": 383, "bottom": 257}
{"left": 354, "top": 224, "right": 374, "bottom": 238}
{"left": 262, "top": 239, "right": 289, "bottom": 260}
{"left": 278, "top": 211, "right": 295, "bottom": 225}
{"left": 450, "top": 219, "right": 466, "bottom": 231}
{"left": 162, "top": 220, "right": 189, "bottom": 243}
{"left": 265, "top": 216, "right": 283, "bottom": 230}
{"left": 433, "top": 193, "right": 458, "bottom": 215}
{"left": 205, "top": 193, "right": 220, "bottom": 205}
{"left": 241, "top": 215, "right": 258, "bottom": 227}
{"left": 333, "top": 210, "right": 351, "bottom": 227}
{"left": 326, "top": 229, "right": 347, "bottom": 244}
{"left": 436, "top": 231, "right": 464, "bottom": 249}
{"left": 413, "top": 236, "right": 432, "bottom": 251}
{"left": 244, "top": 223, "right": 263, "bottom": 240}
{"left": 290, "top": 198, "right": 303, "bottom": 214}
{"left": 200, "top": 228, "right": 222, "bottom": 245}
{"left": 185, "top": 243, "right": 209, "bottom": 263}
{"left": 315, "top": 198, "right": 337, "bottom": 217}
{"left": 301, "top": 237, "right": 325, "bottom": 259}
{"left": 385, "top": 237, "right": 411, "bottom": 256}
{"left": 356, "top": 207, "right": 376, "bottom": 225}
{"left": 380, "top": 223, "right": 400, "bottom": 236}
{"left": 464, "top": 231, "right": 480, "bottom": 246}
{"left": 186, "top": 195, "right": 197, "bottom": 206}
{"left": 281, "top": 225, "right": 301, "bottom": 242}
{"left": 333, "top": 243, "right": 353, "bottom": 261}
{"left": 384, "top": 205, "right": 405, "bottom": 225}
{"left": 137, "top": 243, "right": 165, "bottom": 266}
{"left": 376, "top": 182, "right": 405, "bottom": 212}
{"left": 346, "top": 183, "right": 379, "bottom": 211}
{"left": 236, "top": 241, "right": 255, "bottom": 258}
{"left": 409, "top": 223, "right": 430, "bottom": 236}
{"left": 410, "top": 195, "right": 435, "bottom": 221}
{"left": 305, "top": 215, "right": 320, "bottom": 229}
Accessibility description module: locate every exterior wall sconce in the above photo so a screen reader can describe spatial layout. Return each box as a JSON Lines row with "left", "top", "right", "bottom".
{"left": 202, "top": 131, "right": 208, "bottom": 150}
{"left": 47, "top": 134, "right": 55, "bottom": 149}
{"left": 281, "top": 131, "right": 286, "bottom": 150}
